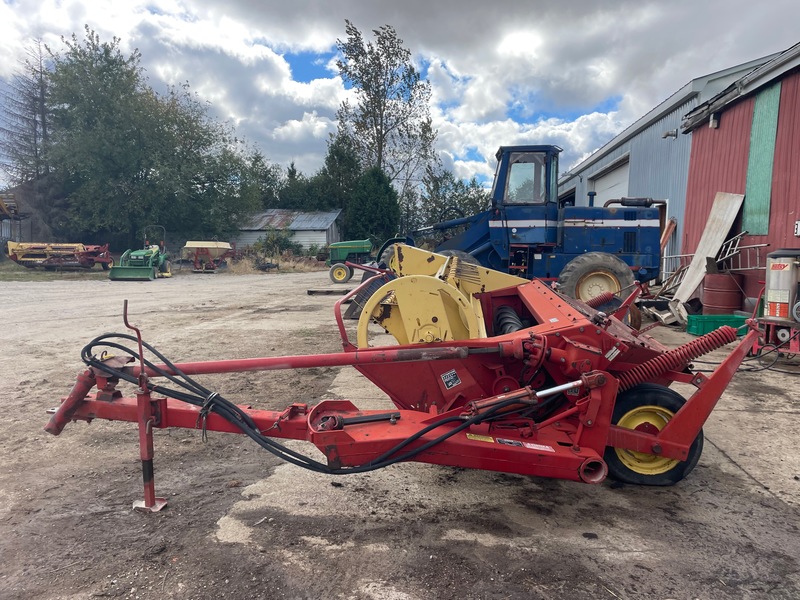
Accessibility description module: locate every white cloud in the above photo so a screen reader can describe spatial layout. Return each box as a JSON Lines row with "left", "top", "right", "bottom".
{"left": 2, "top": 0, "right": 800, "bottom": 183}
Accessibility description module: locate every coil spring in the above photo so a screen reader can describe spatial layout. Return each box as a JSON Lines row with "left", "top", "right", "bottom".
{"left": 584, "top": 292, "right": 616, "bottom": 309}
{"left": 617, "top": 325, "right": 738, "bottom": 391}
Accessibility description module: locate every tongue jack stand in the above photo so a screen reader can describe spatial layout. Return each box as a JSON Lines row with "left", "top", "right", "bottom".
{"left": 125, "top": 300, "right": 167, "bottom": 513}
{"left": 133, "top": 385, "right": 167, "bottom": 513}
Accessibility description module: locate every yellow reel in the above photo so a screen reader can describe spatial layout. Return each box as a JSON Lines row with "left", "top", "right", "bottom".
{"left": 356, "top": 275, "right": 482, "bottom": 348}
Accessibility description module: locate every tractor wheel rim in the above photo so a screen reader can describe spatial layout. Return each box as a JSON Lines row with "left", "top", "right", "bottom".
{"left": 577, "top": 271, "right": 619, "bottom": 300}
{"left": 332, "top": 266, "right": 347, "bottom": 281}
{"left": 613, "top": 405, "right": 680, "bottom": 475}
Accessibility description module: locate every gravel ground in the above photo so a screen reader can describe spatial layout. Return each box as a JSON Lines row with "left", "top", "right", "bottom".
{"left": 1, "top": 269, "right": 799, "bottom": 600}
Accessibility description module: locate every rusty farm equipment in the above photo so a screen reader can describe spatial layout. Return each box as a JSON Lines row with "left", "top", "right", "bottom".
{"left": 6, "top": 241, "right": 114, "bottom": 270}
{"left": 180, "top": 241, "right": 235, "bottom": 273}
{"left": 45, "top": 246, "right": 756, "bottom": 511}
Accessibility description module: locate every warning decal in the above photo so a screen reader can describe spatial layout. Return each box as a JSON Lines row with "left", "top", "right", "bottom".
{"left": 497, "top": 438, "right": 523, "bottom": 447}
{"left": 441, "top": 369, "right": 462, "bottom": 390}
{"left": 466, "top": 433, "right": 494, "bottom": 443}
{"left": 522, "top": 441, "right": 556, "bottom": 452}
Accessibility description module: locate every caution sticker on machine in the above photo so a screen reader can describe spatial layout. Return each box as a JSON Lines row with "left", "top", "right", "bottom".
{"left": 522, "top": 441, "right": 555, "bottom": 452}
{"left": 441, "top": 369, "right": 461, "bottom": 389}
{"left": 497, "top": 438, "right": 523, "bottom": 447}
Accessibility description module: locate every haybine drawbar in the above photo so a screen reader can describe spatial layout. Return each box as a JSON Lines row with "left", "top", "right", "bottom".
{"left": 46, "top": 274, "right": 756, "bottom": 512}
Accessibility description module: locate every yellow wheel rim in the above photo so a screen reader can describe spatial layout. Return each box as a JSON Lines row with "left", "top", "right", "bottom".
{"left": 331, "top": 265, "right": 349, "bottom": 282}
{"left": 614, "top": 405, "right": 680, "bottom": 475}
{"left": 576, "top": 271, "right": 620, "bottom": 300}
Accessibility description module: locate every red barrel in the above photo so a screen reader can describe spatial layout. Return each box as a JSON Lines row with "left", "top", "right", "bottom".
{"left": 702, "top": 273, "right": 744, "bottom": 314}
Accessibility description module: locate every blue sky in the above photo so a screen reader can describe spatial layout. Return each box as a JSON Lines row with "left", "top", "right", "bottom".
{"left": 1, "top": 0, "right": 799, "bottom": 188}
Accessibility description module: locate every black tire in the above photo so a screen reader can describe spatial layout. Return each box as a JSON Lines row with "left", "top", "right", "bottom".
{"left": 379, "top": 244, "right": 396, "bottom": 269}
{"left": 557, "top": 252, "right": 635, "bottom": 301}
{"left": 604, "top": 384, "right": 703, "bottom": 486}
{"left": 329, "top": 263, "right": 353, "bottom": 284}
{"left": 594, "top": 296, "right": 643, "bottom": 330}
{"left": 160, "top": 259, "right": 172, "bottom": 275}
{"left": 438, "top": 249, "right": 480, "bottom": 265}
{"left": 101, "top": 258, "right": 113, "bottom": 271}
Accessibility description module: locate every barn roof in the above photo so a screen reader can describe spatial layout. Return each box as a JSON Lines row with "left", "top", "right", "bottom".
{"left": 682, "top": 41, "right": 800, "bottom": 133}
{"left": 240, "top": 209, "right": 342, "bottom": 231}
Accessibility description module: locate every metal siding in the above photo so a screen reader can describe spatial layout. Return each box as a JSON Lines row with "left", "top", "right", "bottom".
{"left": 738, "top": 71, "right": 800, "bottom": 300}
{"left": 561, "top": 99, "right": 697, "bottom": 258}
{"left": 290, "top": 231, "right": 327, "bottom": 249}
{"left": 628, "top": 99, "right": 696, "bottom": 257}
{"left": 744, "top": 83, "right": 781, "bottom": 235}
{"left": 231, "top": 231, "right": 264, "bottom": 248}
{"left": 769, "top": 69, "right": 800, "bottom": 249}
{"left": 683, "top": 96, "right": 755, "bottom": 253}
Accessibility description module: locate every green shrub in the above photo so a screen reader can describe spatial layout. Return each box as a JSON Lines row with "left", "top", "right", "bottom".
{"left": 252, "top": 227, "right": 303, "bottom": 257}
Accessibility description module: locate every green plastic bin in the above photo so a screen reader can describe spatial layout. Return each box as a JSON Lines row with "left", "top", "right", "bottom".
{"left": 686, "top": 314, "right": 747, "bottom": 336}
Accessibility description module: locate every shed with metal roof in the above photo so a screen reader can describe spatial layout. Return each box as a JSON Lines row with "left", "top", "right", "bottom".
{"left": 234, "top": 209, "right": 342, "bottom": 250}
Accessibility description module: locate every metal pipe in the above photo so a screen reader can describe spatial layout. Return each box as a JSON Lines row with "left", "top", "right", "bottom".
{"left": 126, "top": 346, "right": 471, "bottom": 378}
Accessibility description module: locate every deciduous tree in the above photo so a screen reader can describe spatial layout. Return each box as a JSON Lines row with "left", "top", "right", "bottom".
{"left": 42, "top": 27, "right": 266, "bottom": 245}
{"left": 335, "top": 21, "right": 437, "bottom": 208}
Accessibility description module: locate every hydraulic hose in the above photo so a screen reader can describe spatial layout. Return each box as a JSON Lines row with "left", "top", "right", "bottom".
{"left": 79, "top": 333, "right": 540, "bottom": 476}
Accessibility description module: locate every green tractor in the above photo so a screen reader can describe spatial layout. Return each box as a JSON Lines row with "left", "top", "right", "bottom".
{"left": 326, "top": 238, "right": 375, "bottom": 283}
{"left": 109, "top": 226, "right": 172, "bottom": 281}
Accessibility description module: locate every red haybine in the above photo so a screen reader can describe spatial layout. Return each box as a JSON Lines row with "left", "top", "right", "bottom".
{"left": 45, "top": 274, "right": 756, "bottom": 512}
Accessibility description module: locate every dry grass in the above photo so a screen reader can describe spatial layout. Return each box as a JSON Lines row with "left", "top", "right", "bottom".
{"left": 0, "top": 258, "right": 110, "bottom": 281}
{"left": 226, "top": 257, "right": 260, "bottom": 275}
{"left": 226, "top": 255, "right": 326, "bottom": 275}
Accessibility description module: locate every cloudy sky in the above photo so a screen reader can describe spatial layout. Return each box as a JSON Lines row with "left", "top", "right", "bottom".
{"left": 2, "top": 0, "right": 799, "bottom": 185}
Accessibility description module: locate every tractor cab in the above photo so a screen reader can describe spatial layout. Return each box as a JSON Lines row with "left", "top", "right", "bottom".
{"left": 488, "top": 145, "right": 562, "bottom": 270}
{"left": 490, "top": 145, "right": 561, "bottom": 207}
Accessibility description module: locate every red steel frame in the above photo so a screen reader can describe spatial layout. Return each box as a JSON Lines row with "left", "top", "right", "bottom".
{"left": 187, "top": 246, "right": 236, "bottom": 272}
{"left": 10, "top": 243, "right": 113, "bottom": 269}
{"left": 45, "top": 277, "right": 757, "bottom": 511}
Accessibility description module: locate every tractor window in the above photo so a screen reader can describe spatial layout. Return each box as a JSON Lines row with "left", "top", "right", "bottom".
{"left": 505, "top": 152, "right": 547, "bottom": 204}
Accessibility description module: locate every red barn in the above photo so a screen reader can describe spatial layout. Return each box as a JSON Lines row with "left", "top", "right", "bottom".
{"left": 680, "top": 42, "right": 800, "bottom": 306}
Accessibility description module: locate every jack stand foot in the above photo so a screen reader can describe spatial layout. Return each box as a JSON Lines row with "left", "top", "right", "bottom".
{"left": 133, "top": 498, "right": 168, "bottom": 513}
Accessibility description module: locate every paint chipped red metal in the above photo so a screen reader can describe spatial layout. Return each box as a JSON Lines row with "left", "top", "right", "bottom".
{"left": 684, "top": 70, "right": 800, "bottom": 299}
{"left": 768, "top": 70, "right": 800, "bottom": 249}
{"left": 683, "top": 96, "right": 754, "bottom": 256}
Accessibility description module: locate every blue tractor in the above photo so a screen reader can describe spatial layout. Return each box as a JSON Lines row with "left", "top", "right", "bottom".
{"left": 411, "top": 145, "right": 662, "bottom": 302}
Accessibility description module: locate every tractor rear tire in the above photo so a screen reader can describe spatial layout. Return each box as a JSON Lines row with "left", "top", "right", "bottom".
{"left": 557, "top": 252, "right": 635, "bottom": 301}
{"left": 438, "top": 249, "right": 480, "bottom": 265}
{"left": 379, "top": 244, "right": 396, "bottom": 269}
{"left": 593, "top": 295, "right": 643, "bottom": 330}
{"left": 604, "top": 384, "right": 703, "bottom": 486}
{"left": 101, "top": 258, "right": 113, "bottom": 271}
{"left": 329, "top": 263, "right": 353, "bottom": 284}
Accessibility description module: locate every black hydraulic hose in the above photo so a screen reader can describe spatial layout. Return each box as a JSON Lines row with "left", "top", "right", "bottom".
{"left": 80, "top": 334, "right": 541, "bottom": 475}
